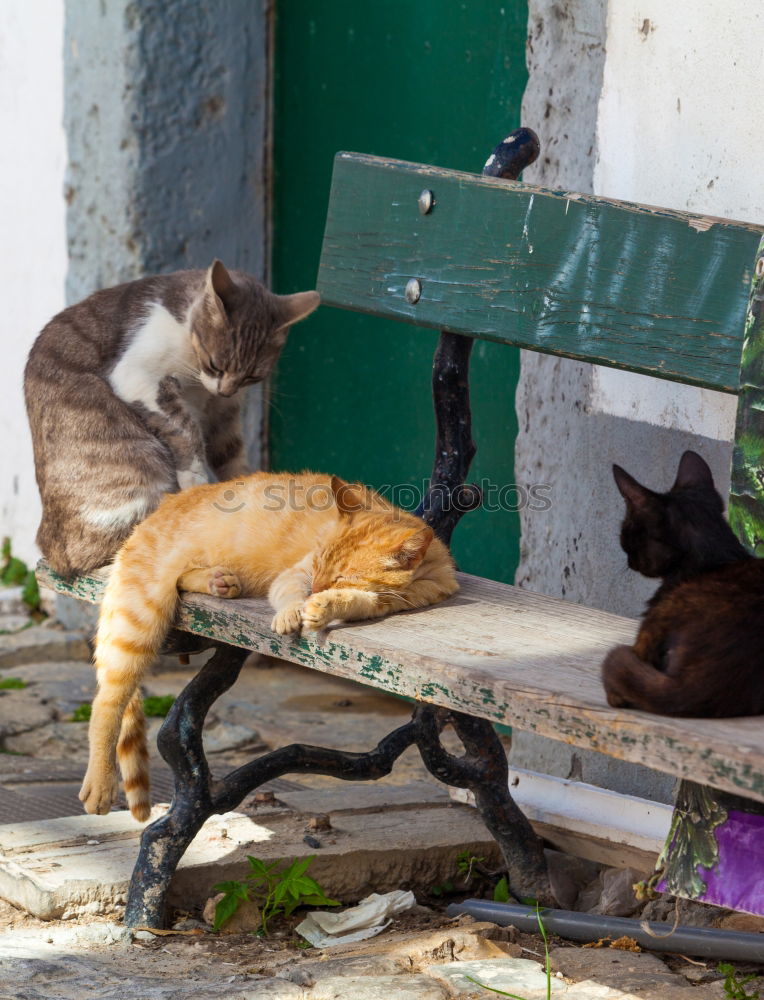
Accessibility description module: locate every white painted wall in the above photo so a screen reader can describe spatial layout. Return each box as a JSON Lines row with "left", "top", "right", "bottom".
{"left": 591, "top": 0, "right": 764, "bottom": 441}
{"left": 0, "top": 1, "right": 67, "bottom": 563}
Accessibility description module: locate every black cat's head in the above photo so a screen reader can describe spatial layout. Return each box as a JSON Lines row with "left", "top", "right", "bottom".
{"left": 612, "top": 451, "right": 747, "bottom": 580}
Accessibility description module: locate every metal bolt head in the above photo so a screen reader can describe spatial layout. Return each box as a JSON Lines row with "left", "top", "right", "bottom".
{"left": 405, "top": 278, "right": 422, "bottom": 304}
{"left": 418, "top": 189, "right": 434, "bottom": 214}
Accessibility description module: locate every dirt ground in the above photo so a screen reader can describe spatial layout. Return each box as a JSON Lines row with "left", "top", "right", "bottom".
{"left": 1, "top": 634, "right": 763, "bottom": 997}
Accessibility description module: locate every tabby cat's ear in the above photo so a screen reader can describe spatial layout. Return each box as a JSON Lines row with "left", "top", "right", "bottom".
{"left": 672, "top": 450, "right": 714, "bottom": 491}
{"left": 391, "top": 527, "right": 434, "bottom": 569}
{"left": 612, "top": 464, "right": 654, "bottom": 511}
{"left": 206, "top": 260, "right": 237, "bottom": 317}
{"left": 274, "top": 290, "right": 320, "bottom": 332}
{"left": 330, "top": 475, "right": 367, "bottom": 515}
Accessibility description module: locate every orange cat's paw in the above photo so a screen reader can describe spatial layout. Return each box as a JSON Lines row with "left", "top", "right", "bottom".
{"left": 79, "top": 766, "right": 119, "bottom": 816}
{"left": 301, "top": 593, "right": 336, "bottom": 631}
{"left": 208, "top": 567, "right": 241, "bottom": 598}
{"left": 271, "top": 603, "right": 303, "bottom": 635}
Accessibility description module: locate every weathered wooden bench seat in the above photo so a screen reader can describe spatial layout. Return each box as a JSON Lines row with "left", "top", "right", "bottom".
{"left": 39, "top": 128, "right": 764, "bottom": 927}
{"left": 40, "top": 564, "right": 764, "bottom": 806}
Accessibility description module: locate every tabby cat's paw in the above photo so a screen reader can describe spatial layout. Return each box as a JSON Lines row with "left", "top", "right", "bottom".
{"left": 208, "top": 567, "right": 241, "bottom": 598}
{"left": 156, "top": 374, "right": 183, "bottom": 404}
{"left": 79, "top": 767, "right": 119, "bottom": 816}
{"left": 271, "top": 603, "right": 303, "bottom": 635}
{"left": 301, "top": 593, "right": 335, "bottom": 631}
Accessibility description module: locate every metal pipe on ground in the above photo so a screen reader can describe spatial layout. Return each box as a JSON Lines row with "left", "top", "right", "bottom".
{"left": 446, "top": 900, "right": 764, "bottom": 962}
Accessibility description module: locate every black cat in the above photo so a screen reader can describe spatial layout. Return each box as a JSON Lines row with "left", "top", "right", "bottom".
{"left": 601, "top": 451, "right": 764, "bottom": 717}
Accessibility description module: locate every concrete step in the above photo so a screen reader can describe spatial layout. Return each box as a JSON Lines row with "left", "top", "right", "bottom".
{"left": 0, "top": 783, "right": 498, "bottom": 921}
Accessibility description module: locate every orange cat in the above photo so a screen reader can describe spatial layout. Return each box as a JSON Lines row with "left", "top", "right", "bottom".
{"left": 80, "top": 473, "right": 458, "bottom": 820}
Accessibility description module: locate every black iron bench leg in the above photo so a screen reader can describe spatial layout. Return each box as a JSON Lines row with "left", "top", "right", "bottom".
{"left": 414, "top": 705, "right": 555, "bottom": 906}
{"left": 125, "top": 641, "right": 424, "bottom": 927}
{"left": 125, "top": 642, "right": 250, "bottom": 927}
{"left": 125, "top": 641, "right": 554, "bottom": 926}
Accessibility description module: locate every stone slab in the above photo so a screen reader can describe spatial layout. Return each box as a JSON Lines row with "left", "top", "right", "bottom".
{"left": 0, "top": 797, "right": 499, "bottom": 920}
{"left": 428, "top": 957, "right": 566, "bottom": 998}
{"left": 0, "top": 688, "right": 56, "bottom": 738}
{"left": 0, "top": 924, "right": 303, "bottom": 1000}
{"left": 0, "top": 626, "right": 90, "bottom": 668}
{"left": 550, "top": 947, "right": 722, "bottom": 1000}
{"left": 310, "top": 975, "right": 448, "bottom": 1000}
{"left": 0, "top": 660, "right": 96, "bottom": 715}
{"left": 0, "top": 586, "right": 27, "bottom": 616}
{"left": 275, "top": 781, "right": 450, "bottom": 816}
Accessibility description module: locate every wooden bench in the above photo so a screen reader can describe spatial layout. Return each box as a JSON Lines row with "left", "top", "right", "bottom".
{"left": 39, "top": 128, "right": 764, "bottom": 928}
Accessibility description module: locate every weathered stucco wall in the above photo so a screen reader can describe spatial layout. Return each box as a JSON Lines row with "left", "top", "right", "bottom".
{"left": 591, "top": 0, "right": 764, "bottom": 449}
{"left": 510, "top": 0, "right": 764, "bottom": 799}
{"left": 1, "top": 1, "right": 271, "bottom": 569}
{"left": 516, "top": 1, "right": 764, "bottom": 620}
{"left": 510, "top": 0, "right": 675, "bottom": 800}
{"left": 65, "top": 0, "right": 270, "bottom": 301}
{"left": 0, "top": 0, "right": 67, "bottom": 564}
{"left": 53, "top": 0, "right": 270, "bottom": 627}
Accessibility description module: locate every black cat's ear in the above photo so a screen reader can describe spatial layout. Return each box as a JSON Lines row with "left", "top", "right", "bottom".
{"left": 206, "top": 260, "right": 237, "bottom": 315}
{"left": 274, "top": 291, "right": 320, "bottom": 333}
{"left": 612, "top": 464, "right": 653, "bottom": 510}
{"left": 673, "top": 450, "right": 715, "bottom": 491}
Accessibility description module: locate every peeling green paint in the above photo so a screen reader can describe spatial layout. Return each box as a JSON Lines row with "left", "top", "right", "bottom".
{"left": 730, "top": 236, "right": 764, "bottom": 553}
{"left": 34, "top": 560, "right": 764, "bottom": 803}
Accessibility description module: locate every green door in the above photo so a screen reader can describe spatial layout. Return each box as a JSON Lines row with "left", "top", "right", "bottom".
{"left": 271, "top": 1, "right": 529, "bottom": 584}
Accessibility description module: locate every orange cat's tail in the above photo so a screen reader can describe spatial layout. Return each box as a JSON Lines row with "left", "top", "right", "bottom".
{"left": 79, "top": 527, "right": 179, "bottom": 822}
{"left": 117, "top": 690, "right": 151, "bottom": 821}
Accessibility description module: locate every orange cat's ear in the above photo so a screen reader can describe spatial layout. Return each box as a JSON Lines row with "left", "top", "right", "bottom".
{"left": 391, "top": 526, "right": 434, "bottom": 569}
{"left": 330, "top": 475, "right": 367, "bottom": 515}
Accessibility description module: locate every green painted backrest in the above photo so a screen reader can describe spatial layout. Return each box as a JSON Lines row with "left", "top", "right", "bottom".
{"left": 316, "top": 152, "right": 764, "bottom": 550}
{"left": 318, "top": 153, "right": 763, "bottom": 393}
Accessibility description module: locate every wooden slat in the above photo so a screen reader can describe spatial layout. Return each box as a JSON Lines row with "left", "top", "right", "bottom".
{"left": 317, "top": 153, "right": 764, "bottom": 392}
{"left": 38, "top": 562, "right": 764, "bottom": 804}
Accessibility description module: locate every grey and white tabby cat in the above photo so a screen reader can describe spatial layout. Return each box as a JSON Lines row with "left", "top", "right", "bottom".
{"left": 25, "top": 260, "right": 319, "bottom": 576}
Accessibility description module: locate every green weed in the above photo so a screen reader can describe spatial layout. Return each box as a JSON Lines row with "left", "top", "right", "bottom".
{"left": 1, "top": 538, "right": 43, "bottom": 616}
{"left": 431, "top": 851, "right": 510, "bottom": 901}
{"left": 70, "top": 695, "right": 176, "bottom": 723}
{"left": 143, "top": 695, "right": 175, "bottom": 717}
{"left": 493, "top": 876, "right": 510, "bottom": 903}
{"left": 213, "top": 855, "right": 339, "bottom": 935}
{"left": 718, "top": 963, "right": 760, "bottom": 1000}
{"left": 0, "top": 677, "right": 27, "bottom": 690}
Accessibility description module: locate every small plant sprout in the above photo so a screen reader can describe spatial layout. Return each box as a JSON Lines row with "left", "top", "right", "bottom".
{"left": 142, "top": 695, "right": 175, "bottom": 717}
{"left": 456, "top": 850, "right": 486, "bottom": 881}
{"left": 212, "top": 855, "right": 339, "bottom": 935}
{"left": 1, "top": 538, "right": 44, "bottom": 616}
{"left": 70, "top": 696, "right": 175, "bottom": 723}
{"left": 0, "top": 678, "right": 27, "bottom": 690}
{"left": 717, "top": 963, "right": 761, "bottom": 1000}
{"left": 493, "top": 875, "right": 511, "bottom": 903}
